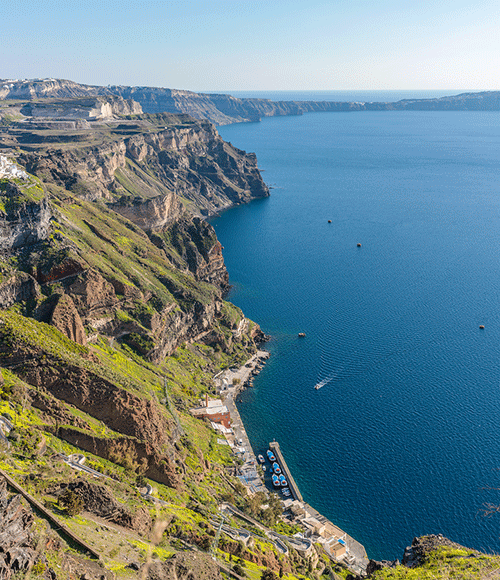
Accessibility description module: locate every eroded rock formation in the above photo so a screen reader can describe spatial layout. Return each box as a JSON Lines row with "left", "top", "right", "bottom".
{"left": 0, "top": 478, "right": 36, "bottom": 580}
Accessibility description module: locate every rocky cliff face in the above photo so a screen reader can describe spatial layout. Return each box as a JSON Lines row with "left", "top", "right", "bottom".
{"left": 0, "top": 90, "right": 270, "bottom": 577}
{"left": 19, "top": 96, "right": 142, "bottom": 121}
{"left": 0, "top": 110, "right": 264, "bottom": 372}
{"left": 0, "top": 478, "right": 36, "bottom": 580}
{"left": 0, "top": 273, "right": 40, "bottom": 309}
{"left": 0, "top": 182, "right": 51, "bottom": 250}
{"left": 4, "top": 78, "right": 500, "bottom": 126}
{"left": 15, "top": 114, "right": 268, "bottom": 215}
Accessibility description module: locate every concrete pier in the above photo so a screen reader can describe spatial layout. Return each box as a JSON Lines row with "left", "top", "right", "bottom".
{"left": 268, "top": 441, "right": 303, "bottom": 502}
{"left": 268, "top": 441, "right": 369, "bottom": 575}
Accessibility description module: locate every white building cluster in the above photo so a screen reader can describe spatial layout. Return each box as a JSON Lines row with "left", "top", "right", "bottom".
{"left": 0, "top": 156, "right": 28, "bottom": 181}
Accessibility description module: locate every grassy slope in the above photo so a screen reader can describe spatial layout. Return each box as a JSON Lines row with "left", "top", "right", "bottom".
{"left": 0, "top": 173, "right": 309, "bottom": 578}
{"left": 371, "top": 544, "right": 500, "bottom": 579}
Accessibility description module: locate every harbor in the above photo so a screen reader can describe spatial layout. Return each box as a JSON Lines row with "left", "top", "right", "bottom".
{"left": 192, "top": 351, "right": 370, "bottom": 576}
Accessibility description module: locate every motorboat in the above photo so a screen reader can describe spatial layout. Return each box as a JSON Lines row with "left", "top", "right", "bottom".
{"left": 279, "top": 474, "right": 288, "bottom": 486}
{"left": 272, "top": 474, "right": 280, "bottom": 487}
{"left": 272, "top": 462, "right": 281, "bottom": 475}
{"left": 267, "top": 450, "right": 276, "bottom": 462}
{"left": 258, "top": 454, "right": 265, "bottom": 463}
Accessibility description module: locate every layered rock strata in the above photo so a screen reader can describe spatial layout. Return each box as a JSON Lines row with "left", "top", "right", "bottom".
{"left": 3, "top": 78, "right": 500, "bottom": 126}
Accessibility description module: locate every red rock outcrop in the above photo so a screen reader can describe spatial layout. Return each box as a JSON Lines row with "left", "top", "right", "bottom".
{"left": 49, "top": 294, "right": 86, "bottom": 345}
{"left": 65, "top": 269, "right": 117, "bottom": 319}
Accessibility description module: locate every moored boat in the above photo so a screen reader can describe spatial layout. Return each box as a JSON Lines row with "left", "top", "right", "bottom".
{"left": 272, "top": 474, "right": 280, "bottom": 487}
{"left": 279, "top": 474, "right": 288, "bottom": 486}
{"left": 272, "top": 462, "right": 281, "bottom": 475}
{"left": 258, "top": 454, "right": 265, "bottom": 463}
{"left": 267, "top": 450, "right": 276, "bottom": 462}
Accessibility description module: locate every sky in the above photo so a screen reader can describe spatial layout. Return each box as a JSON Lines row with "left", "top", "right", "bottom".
{"left": 2, "top": 0, "right": 499, "bottom": 92}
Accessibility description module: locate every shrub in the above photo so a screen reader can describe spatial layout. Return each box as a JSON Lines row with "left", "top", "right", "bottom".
{"left": 31, "top": 560, "right": 46, "bottom": 576}
{"left": 58, "top": 490, "right": 84, "bottom": 516}
{"left": 233, "top": 562, "right": 246, "bottom": 577}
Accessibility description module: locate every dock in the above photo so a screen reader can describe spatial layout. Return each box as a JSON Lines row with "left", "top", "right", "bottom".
{"left": 268, "top": 441, "right": 369, "bottom": 575}
{"left": 269, "top": 440, "right": 303, "bottom": 502}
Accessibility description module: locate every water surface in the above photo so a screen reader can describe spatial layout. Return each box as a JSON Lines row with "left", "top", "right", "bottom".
{"left": 212, "top": 104, "right": 500, "bottom": 560}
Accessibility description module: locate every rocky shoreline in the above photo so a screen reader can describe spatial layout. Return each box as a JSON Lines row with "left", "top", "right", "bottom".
{"left": 214, "top": 350, "right": 370, "bottom": 576}
{"left": 215, "top": 349, "right": 271, "bottom": 397}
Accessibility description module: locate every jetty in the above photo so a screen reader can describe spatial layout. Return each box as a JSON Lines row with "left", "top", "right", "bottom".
{"left": 205, "top": 353, "right": 369, "bottom": 575}
{"left": 268, "top": 441, "right": 302, "bottom": 502}
{"left": 269, "top": 441, "right": 369, "bottom": 576}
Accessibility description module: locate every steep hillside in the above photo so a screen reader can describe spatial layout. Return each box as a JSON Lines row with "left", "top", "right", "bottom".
{"left": 0, "top": 100, "right": 314, "bottom": 580}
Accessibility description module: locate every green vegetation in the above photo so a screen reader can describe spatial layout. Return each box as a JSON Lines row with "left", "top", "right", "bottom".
{"left": 58, "top": 489, "right": 84, "bottom": 516}
{"left": 0, "top": 108, "right": 495, "bottom": 580}
{"left": 371, "top": 543, "right": 500, "bottom": 579}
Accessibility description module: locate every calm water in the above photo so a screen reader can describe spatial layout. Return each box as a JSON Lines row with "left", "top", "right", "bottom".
{"left": 227, "top": 89, "right": 466, "bottom": 103}
{"left": 212, "top": 97, "right": 500, "bottom": 561}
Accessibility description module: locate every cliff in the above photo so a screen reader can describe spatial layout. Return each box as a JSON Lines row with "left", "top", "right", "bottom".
{"left": 3, "top": 111, "right": 268, "bottom": 216}
{"left": 0, "top": 81, "right": 497, "bottom": 580}
{"left": 0, "top": 125, "right": 305, "bottom": 579}
{"left": 2, "top": 78, "right": 500, "bottom": 126}
{"left": 0, "top": 90, "right": 288, "bottom": 578}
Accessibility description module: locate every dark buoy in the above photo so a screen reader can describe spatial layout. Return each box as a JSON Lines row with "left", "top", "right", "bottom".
{"left": 479, "top": 325, "right": 485, "bottom": 329}
{"left": 357, "top": 243, "right": 362, "bottom": 247}
{"left": 328, "top": 220, "right": 332, "bottom": 223}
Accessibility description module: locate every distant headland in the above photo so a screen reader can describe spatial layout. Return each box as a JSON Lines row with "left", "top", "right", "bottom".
{"left": 1, "top": 78, "right": 500, "bottom": 125}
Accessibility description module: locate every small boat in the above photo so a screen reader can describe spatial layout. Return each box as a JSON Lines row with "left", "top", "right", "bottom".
{"left": 272, "top": 462, "right": 281, "bottom": 475}
{"left": 258, "top": 454, "right": 265, "bottom": 463}
{"left": 314, "top": 384, "right": 321, "bottom": 390}
{"left": 298, "top": 332, "right": 306, "bottom": 338}
{"left": 479, "top": 325, "right": 485, "bottom": 329}
{"left": 282, "top": 488, "right": 291, "bottom": 497}
{"left": 279, "top": 474, "right": 288, "bottom": 486}
{"left": 357, "top": 243, "right": 362, "bottom": 247}
{"left": 272, "top": 474, "right": 280, "bottom": 487}
{"left": 262, "top": 465, "right": 266, "bottom": 472}
{"left": 267, "top": 450, "right": 276, "bottom": 462}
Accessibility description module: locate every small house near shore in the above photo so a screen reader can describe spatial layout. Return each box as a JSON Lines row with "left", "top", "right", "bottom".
{"left": 190, "top": 395, "right": 231, "bottom": 429}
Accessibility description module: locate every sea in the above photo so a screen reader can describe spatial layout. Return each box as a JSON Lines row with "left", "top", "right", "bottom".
{"left": 209, "top": 90, "right": 500, "bottom": 561}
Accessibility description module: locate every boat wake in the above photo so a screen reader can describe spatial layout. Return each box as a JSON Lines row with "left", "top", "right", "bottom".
{"left": 313, "top": 372, "right": 338, "bottom": 390}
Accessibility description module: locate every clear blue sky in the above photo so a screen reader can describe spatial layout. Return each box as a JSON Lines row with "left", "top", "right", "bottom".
{"left": 2, "top": 0, "right": 499, "bottom": 91}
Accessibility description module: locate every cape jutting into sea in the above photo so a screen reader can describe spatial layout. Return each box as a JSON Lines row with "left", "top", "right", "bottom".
{"left": 210, "top": 90, "right": 500, "bottom": 561}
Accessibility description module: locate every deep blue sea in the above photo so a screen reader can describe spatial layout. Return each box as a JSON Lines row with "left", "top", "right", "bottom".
{"left": 211, "top": 91, "right": 500, "bottom": 561}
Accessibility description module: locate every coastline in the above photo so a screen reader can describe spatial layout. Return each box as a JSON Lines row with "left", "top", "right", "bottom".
{"left": 217, "top": 350, "right": 369, "bottom": 575}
